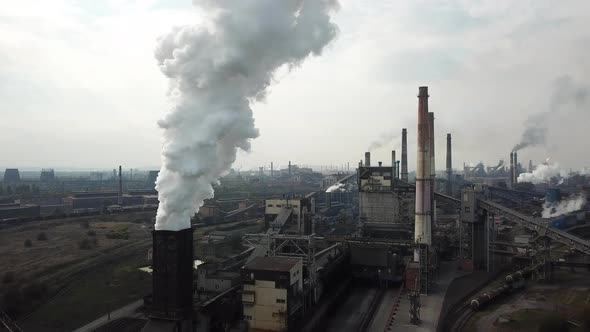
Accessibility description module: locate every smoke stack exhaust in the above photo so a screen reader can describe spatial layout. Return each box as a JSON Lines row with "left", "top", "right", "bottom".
{"left": 401, "top": 128, "right": 408, "bottom": 182}
{"left": 365, "top": 152, "right": 371, "bottom": 167}
{"left": 446, "top": 133, "right": 452, "bottom": 195}
{"left": 415, "top": 86, "right": 432, "bottom": 258}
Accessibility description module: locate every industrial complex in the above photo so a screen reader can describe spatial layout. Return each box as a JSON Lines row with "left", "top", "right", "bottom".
{"left": 1, "top": 86, "right": 589, "bottom": 332}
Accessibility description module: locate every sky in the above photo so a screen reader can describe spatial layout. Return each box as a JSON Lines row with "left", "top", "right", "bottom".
{"left": 1, "top": 0, "right": 589, "bottom": 172}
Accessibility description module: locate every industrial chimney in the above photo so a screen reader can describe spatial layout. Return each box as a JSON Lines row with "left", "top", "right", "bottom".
{"left": 365, "top": 152, "right": 371, "bottom": 167}
{"left": 401, "top": 128, "right": 408, "bottom": 182}
{"left": 428, "top": 112, "right": 436, "bottom": 227}
{"left": 513, "top": 151, "right": 518, "bottom": 185}
{"left": 288, "top": 161, "right": 292, "bottom": 178}
{"left": 118, "top": 165, "right": 123, "bottom": 205}
{"left": 271, "top": 162, "right": 274, "bottom": 177}
{"left": 446, "top": 133, "right": 452, "bottom": 195}
{"left": 415, "top": 86, "right": 432, "bottom": 256}
{"left": 510, "top": 152, "right": 514, "bottom": 189}
{"left": 392, "top": 150, "right": 397, "bottom": 181}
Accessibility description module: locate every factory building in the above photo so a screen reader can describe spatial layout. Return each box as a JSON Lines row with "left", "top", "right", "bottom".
{"left": 241, "top": 256, "right": 303, "bottom": 332}
{"left": 3, "top": 168, "right": 20, "bottom": 182}
{"left": 358, "top": 152, "right": 415, "bottom": 234}
{"left": 0, "top": 203, "right": 40, "bottom": 220}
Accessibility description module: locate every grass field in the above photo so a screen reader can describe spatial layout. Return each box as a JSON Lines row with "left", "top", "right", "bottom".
{"left": 19, "top": 253, "right": 151, "bottom": 332}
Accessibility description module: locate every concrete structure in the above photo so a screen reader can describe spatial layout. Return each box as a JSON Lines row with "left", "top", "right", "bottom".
{"left": 401, "top": 128, "right": 408, "bottom": 182}
{"left": 242, "top": 256, "right": 303, "bottom": 332}
{"left": 146, "top": 170, "right": 159, "bottom": 190}
{"left": 0, "top": 203, "right": 40, "bottom": 220}
{"left": 40, "top": 169, "right": 55, "bottom": 182}
{"left": 415, "top": 86, "right": 432, "bottom": 247}
{"left": 196, "top": 263, "right": 241, "bottom": 300}
{"left": 3, "top": 169, "right": 20, "bottom": 183}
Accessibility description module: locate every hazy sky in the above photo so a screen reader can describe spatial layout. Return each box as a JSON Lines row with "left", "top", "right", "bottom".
{"left": 1, "top": 0, "right": 589, "bottom": 171}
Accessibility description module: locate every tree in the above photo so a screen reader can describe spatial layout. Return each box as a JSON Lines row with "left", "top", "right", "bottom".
{"left": 24, "top": 239, "right": 32, "bottom": 248}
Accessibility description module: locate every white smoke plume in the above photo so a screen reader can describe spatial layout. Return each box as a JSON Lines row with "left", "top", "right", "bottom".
{"left": 154, "top": 0, "right": 339, "bottom": 231}
{"left": 368, "top": 132, "right": 399, "bottom": 151}
{"left": 542, "top": 193, "right": 586, "bottom": 218}
{"left": 518, "top": 162, "right": 566, "bottom": 184}
{"left": 513, "top": 75, "right": 589, "bottom": 152}
{"left": 326, "top": 182, "right": 345, "bottom": 192}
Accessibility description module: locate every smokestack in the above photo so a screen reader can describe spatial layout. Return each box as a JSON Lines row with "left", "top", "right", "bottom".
{"left": 446, "top": 133, "right": 452, "bottom": 195}
{"left": 378, "top": 161, "right": 382, "bottom": 167}
{"left": 118, "top": 165, "right": 123, "bottom": 205}
{"left": 509, "top": 152, "right": 514, "bottom": 188}
{"left": 365, "top": 152, "right": 371, "bottom": 167}
{"left": 415, "top": 86, "right": 432, "bottom": 260}
{"left": 288, "top": 161, "right": 292, "bottom": 178}
{"left": 528, "top": 160, "right": 533, "bottom": 173}
{"left": 396, "top": 161, "right": 400, "bottom": 179}
{"left": 150, "top": 228, "right": 193, "bottom": 321}
{"left": 401, "top": 128, "right": 408, "bottom": 182}
{"left": 392, "top": 150, "right": 397, "bottom": 181}
{"left": 513, "top": 151, "right": 518, "bottom": 184}
{"left": 271, "top": 162, "right": 274, "bottom": 177}
{"left": 428, "top": 112, "right": 435, "bottom": 227}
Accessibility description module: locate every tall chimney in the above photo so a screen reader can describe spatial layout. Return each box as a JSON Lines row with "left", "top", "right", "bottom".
{"left": 271, "top": 162, "right": 274, "bottom": 177}
{"left": 365, "top": 152, "right": 371, "bottom": 167}
{"left": 528, "top": 160, "right": 533, "bottom": 173}
{"left": 401, "top": 128, "right": 408, "bottom": 182}
{"left": 392, "top": 150, "right": 397, "bottom": 181}
{"left": 396, "top": 161, "right": 400, "bottom": 179}
{"left": 510, "top": 152, "right": 514, "bottom": 189}
{"left": 118, "top": 165, "right": 123, "bottom": 205}
{"left": 513, "top": 151, "right": 518, "bottom": 185}
{"left": 446, "top": 133, "right": 452, "bottom": 195}
{"left": 428, "top": 112, "right": 435, "bottom": 227}
{"left": 288, "top": 161, "right": 292, "bottom": 178}
{"left": 415, "top": 86, "right": 432, "bottom": 261}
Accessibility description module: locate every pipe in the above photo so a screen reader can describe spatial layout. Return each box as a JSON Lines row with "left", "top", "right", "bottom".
{"left": 446, "top": 133, "right": 452, "bottom": 195}
{"left": 415, "top": 86, "right": 432, "bottom": 259}
{"left": 401, "top": 128, "right": 408, "bottom": 182}
{"left": 365, "top": 152, "right": 371, "bottom": 167}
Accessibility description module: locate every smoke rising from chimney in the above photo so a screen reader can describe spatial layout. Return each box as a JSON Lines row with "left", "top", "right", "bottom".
{"left": 367, "top": 132, "right": 400, "bottom": 152}
{"left": 542, "top": 193, "right": 586, "bottom": 218}
{"left": 153, "top": 0, "right": 339, "bottom": 231}
{"left": 517, "top": 162, "right": 566, "bottom": 184}
{"left": 513, "top": 75, "right": 589, "bottom": 152}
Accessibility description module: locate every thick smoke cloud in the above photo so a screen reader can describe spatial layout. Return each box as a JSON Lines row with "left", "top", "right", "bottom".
{"left": 154, "top": 0, "right": 339, "bottom": 230}
{"left": 517, "top": 162, "right": 566, "bottom": 184}
{"left": 326, "top": 182, "right": 345, "bottom": 192}
{"left": 513, "top": 75, "right": 589, "bottom": 152}
{"left": 542, "top": 194, "right": 586, "bottom": 218}
{"left": 368, "top": 132, "right": 399, "bottom": 151}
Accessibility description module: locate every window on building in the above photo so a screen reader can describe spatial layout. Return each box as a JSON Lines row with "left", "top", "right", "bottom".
{"left": 276, "top": 299, "right": 286, "bottom": 303}
{"left": 267, "top": 204, "right": 273, "bottom": 207}
{"left": 243, "top": 315, "right": 252, "bottom": 320}
{"left": 465, "top": 207, "right": 470, "bottom": 213}
{"left": 463, "top": 192, "right": 469, "bottom": 202}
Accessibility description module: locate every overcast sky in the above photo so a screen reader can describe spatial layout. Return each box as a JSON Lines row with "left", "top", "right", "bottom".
{"left": 1, "top": 0, "right": 589, "bottom": 172}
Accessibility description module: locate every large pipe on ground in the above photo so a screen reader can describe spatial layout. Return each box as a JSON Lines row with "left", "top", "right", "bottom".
{"left": 415, "top": 86, "right": 432, "bottom": 260}
{"left": 401, "top": 128, "right": 408, "bottom": 182}
{"left": 446, "top": 133, "right": 452, "bottom": 195}
{"left": 365, "top": 152, "right": 371, "bottom": 167}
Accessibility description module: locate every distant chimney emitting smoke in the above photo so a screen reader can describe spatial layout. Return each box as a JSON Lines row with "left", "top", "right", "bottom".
{"left": 365, "top": 152, "right": 371, "bottom": 167}
{"left": 513, "top": 151, "right": 519, "bottom": 184}
{"left": 401, "top": 128, "right": 408, "bottom": 182}
{"left": 510, "top": 152, "right": 514, "bottom": 188}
